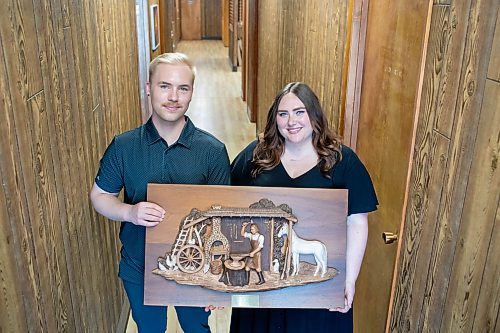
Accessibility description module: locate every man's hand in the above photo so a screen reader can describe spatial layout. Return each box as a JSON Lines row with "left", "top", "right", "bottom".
{"left": 126, "top": 202, "right": 165, "bottom": 227}
{"left": 205, "top": 305, "right": 224, "bottom": 312}
{"left": 90, "top": 183, "right": 166, "bottom": 226}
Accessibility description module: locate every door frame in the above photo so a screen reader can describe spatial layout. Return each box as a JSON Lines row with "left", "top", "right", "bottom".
{"left": 135, "top": 0, "right": 151, "bottom": 123}
{"left": 343, "top": 0, "right": 369, "bottom": 149}
{"left": 344, "top": 0, "right": 434, "bottom": 331}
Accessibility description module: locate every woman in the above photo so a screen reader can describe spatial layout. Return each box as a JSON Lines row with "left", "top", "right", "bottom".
{"left": 229, "top": 82, "right": 378, "bottom": 332}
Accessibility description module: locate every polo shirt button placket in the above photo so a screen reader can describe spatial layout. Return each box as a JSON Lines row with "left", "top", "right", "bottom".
{"left": 162, "top": 149, "right": 169, "bottom": 182}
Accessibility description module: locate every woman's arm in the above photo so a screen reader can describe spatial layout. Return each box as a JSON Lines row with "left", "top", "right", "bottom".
{"left": 332, "top": 212, "right": 368, "bottom": 313}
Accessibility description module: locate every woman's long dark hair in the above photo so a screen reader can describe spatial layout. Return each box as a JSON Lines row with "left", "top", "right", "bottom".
{"left": 251, "top": 82, "right": 342, "bottom": 178}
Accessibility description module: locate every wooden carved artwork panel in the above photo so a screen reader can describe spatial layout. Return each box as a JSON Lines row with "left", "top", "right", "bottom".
{"left": 145, "top": 184, "right": 348, "bottom": 309}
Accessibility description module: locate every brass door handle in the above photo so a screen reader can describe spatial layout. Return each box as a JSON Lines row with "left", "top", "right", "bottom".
{"left": 382, "top": 232, "right": 398, "bottom": 244}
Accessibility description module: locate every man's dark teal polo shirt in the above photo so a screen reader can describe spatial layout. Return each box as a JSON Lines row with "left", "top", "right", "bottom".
{"left": 95, "top": 116, "right": 231, "bottom": 283}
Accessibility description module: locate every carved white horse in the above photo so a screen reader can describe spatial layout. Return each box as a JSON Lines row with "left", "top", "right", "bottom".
{"left": 277, "top": 224, "right": 328, "bottom": 277}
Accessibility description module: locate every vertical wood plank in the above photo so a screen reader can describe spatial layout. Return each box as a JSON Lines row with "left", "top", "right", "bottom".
{"left": 0, "top": 191, "right": 30, "bottom": 333}
{"left": 434, "top": 1, "right": 473, "bottom": 138}
{"left": 1, "top": 0, "right": 136, "bottom": 331}
{"left": 486, "top": 8, "right": 499, "bottom": 81}
{"left": 279, "top": 0, "right": 347, "bottom": 134}
{"left": 256, "top": 0, "right": 282, "bottom": 131}
{"left": 422, "top": 0, "right": 498, "bottom": 329}
{"left": 388, "top": 6, "right": 451, "bottom": 331}
{"left": 471, "top": 203, "right": 500, "bottom": 333}
{"left": 0, "top": 49, "right": 50, "bottom": 333}
{"left": 27, "top": 92, "right": 75, "bottom": 331}
{"left": 0, "top": 37, "right": 30, "bottom": 333}
{"left": 0, "top": 0, "right": 43, "bottom": 98}
{"left": 390, "top": 0, "right": 500, "bottom": 330}
{"left": 440, "top": 79, "right": 499, "bottom": 332}
{"left": 32, "top": 0, "right": 85, "bottom": 330}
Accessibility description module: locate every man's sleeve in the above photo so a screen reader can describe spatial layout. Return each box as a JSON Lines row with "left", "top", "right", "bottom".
{"left": 207, "top": 144, "right": 231, "bottom": 185}
{"left": 95, "top": 137, "right": 124, "bottom": 194}
{"left": 258, "top": 234, "right": 264, "bottom": 247}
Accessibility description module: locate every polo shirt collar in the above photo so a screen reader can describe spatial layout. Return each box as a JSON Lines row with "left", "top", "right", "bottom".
{"left": 144, "top": 116, "right": 195, "bottom": 148}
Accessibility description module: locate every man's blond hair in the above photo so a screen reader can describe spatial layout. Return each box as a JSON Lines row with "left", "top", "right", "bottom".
{"left": 148, "top": 53, "right": 196, "bottom": 82}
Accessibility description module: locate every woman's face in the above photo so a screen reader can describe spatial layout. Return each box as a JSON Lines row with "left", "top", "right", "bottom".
{"left": 276, "top": 93, "right": 313, "bottom": 145}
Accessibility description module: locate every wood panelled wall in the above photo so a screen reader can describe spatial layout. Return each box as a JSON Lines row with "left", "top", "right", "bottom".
{"left": 256, "top": 0, "right": 349, "bottom": 134}
{"left": 389, "top": 0, "right": 499, "bottom": 331}
{"left": 0, "top": 0, "right": 140, "bottom": 332}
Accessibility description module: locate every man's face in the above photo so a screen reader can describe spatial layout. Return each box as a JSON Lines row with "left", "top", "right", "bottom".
{"left": 147, "top": 63, "right": 194, "bottom": 125}
{"left": 250, "top": 224, "right": 258, "bottom": 234}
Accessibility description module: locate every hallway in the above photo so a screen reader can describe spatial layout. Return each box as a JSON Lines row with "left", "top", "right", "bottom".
{"left": 179, "top": 40, "right": 256, "bottom": 160}
{"left": 127, "top": 39, "right": 254, "bottom": 333}
{"left": 2, "top": 1, "right": 498, "bottom": 331}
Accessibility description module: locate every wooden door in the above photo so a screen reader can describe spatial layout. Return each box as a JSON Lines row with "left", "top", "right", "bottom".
{"left": 160, "top": 0, "right": 176, "bottom": 52}
{"left": 180, "top": 0, "right": 201, "bottom": 40}
{"left": 228, "top": 0, "right": 239, "bottom": 70}
{"left": 202, "top": 0, "right": 222, "bottom": 39}
{"left": 352, "top": 1, "right": 431, "bottom": 332}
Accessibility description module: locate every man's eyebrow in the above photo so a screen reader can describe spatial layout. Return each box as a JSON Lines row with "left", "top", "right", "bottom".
{"left": 156, "top": 81, "right": 191, "bottom": 89}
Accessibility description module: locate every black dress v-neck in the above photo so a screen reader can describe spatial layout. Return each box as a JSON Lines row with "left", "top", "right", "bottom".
{"left": 231, "top": 140, "right": 378, "bottom": 216}
{"left": 229, "top": 141, "right": 378, "bottom": 333}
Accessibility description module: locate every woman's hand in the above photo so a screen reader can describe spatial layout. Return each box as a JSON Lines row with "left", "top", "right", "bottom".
{"left": 329, "top": 281, "right": 355, "bottom": 313}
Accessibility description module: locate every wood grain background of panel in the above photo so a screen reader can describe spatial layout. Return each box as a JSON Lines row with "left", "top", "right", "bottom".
{"left": 0, "top": 0, "right": 140, "bottom": 331}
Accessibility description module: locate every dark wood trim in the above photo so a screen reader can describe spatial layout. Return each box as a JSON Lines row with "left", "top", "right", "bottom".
{"left": 343, "top": 0, "right": 369, "bottom": 149}
{"left": 245, "top": 0, "right": 258, "bottom": 122}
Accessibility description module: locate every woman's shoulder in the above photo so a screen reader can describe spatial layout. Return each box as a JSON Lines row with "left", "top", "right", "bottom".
{"left": 339, "top": 144, "right": 363, "bottom": 165}
{"left": 340, "top": 144, "right": 355, "bottom": 157}
{"left": 329, "top": 144, "right": 365, "bottom": 178}
{"left": 231, "top": 140, "right": 259, "bottom": 183}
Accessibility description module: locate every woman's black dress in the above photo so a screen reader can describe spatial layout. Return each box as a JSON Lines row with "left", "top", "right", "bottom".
{"left": 229, "top": 141, "right": 378, "bottom": 333}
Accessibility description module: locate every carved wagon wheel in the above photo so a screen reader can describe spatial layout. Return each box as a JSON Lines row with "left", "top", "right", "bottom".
{"left": 177, "top": 244, "right": 204, "bottom": 273}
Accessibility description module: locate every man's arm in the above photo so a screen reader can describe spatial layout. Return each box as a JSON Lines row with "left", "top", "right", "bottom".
{"left": 208, "top": 145, "right": 231, "bottom": 185}
{"left": 90, "top": 183, "right": 165, "bottom": 227}
{"left": 240, "top": 222, "right": 249, "bottom": 237}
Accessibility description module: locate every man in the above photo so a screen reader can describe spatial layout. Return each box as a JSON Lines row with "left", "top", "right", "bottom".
{"left": 241, "top": 221, "right": 265, "bottom": 285}
{"left": 90, "top": 53, "right": 230, "bottom": 333}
